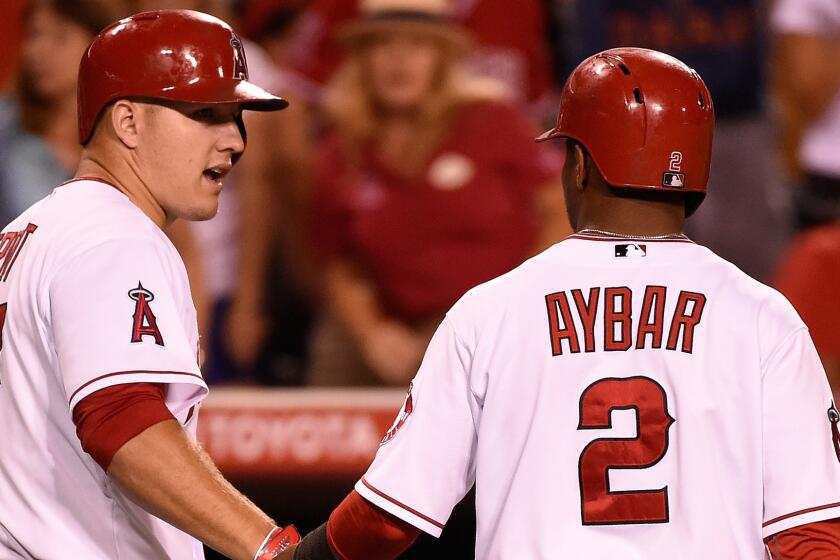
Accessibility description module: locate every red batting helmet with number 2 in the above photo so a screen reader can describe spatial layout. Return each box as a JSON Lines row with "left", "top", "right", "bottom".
{"left": 77, "top": 9, "right": 288, "bottom": 144}
{"left": 538, "top": 48, "right": 714, "bottom": 214}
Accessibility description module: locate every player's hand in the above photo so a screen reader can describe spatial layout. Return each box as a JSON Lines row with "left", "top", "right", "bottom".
{"left": 360, "top": 320, "right": 425, "bottom": 385}
{"left": 224, "top": 300, "right": 269, "bottom": 370}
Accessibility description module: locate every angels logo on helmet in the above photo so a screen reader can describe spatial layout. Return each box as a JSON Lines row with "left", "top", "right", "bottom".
{"left": 230, "top": 37, "right": 248, "bottom": 80}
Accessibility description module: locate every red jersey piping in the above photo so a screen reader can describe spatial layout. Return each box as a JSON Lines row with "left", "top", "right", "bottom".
{"left": 69, "top": 370, "right": 204, "bottom": 404}
{"left": 360, "top": 477, "right": 445, "bottom": 530}
{"left": 764, "top": 502, "right": 840, "bottom": 527}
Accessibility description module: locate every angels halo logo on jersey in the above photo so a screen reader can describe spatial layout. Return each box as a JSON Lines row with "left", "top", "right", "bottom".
{"left": 828, "top": 402, "right": 840, "bottom": 463}
{"left": 128, "top": 282, "right": 164, "bottom": 346}
{"left": 381, "top": 382, "right": 415, "bottom": 446}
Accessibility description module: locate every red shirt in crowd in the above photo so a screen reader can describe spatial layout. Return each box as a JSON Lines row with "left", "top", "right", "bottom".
{"left": 311, "top": 101, "right": 561, "bottom": 322}
{"left": 286, "top": 0, "right": 555, "bottom": 103}
{"left": 774, "top": 222, "right": 840, "bottom": 362}
{"left": 0, "top": 0, "right": 26, "bottom": 91}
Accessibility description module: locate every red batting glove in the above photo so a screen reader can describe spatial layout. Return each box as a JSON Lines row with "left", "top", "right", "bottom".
{"left": 255, "top": 525, "right": 300, "bottom": 560}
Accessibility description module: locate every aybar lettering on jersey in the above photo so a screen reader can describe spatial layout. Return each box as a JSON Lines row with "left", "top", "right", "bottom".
{"left": 546, "top": 286, "right": 706, "bottom": 355}
{"left": 0, "top": 223, "right": 38, "bottom": 282}
{"left": 128, "top": 283, "right": 165, "bottom": 346}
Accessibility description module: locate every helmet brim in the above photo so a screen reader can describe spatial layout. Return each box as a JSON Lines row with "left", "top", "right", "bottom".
{"left": 203, "top": 79, "right": 289, "bottom": 112}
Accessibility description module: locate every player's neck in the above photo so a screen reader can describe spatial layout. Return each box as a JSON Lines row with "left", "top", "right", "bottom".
{"left": 576, "top": 195, "right": 685, "bottom": 238}
{"left": 75, "top": 152, "right": 168, "bottom": 229}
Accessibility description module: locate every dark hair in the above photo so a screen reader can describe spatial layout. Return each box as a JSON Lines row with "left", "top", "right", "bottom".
{"left": 17, "top": 0, "right": 129, "bottom": 135}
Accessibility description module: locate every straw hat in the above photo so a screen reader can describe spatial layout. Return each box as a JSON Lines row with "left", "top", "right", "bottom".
{"left": 337, "top": 0, "right": 472, "bottom": 51}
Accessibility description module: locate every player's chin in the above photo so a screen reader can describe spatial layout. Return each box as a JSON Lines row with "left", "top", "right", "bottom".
{"left": 179, "top": 199, "right": 220, "bottom": 222}
{"left": 195, "top": 203, "right": 220, "bottom": 221}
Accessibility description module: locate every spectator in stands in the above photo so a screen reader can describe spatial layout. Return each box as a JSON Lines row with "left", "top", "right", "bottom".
{"left": 240, "top": 0, "right": 320, "bottom": 104}
{"left": 557, "top": 0, "right": 788, "bottom": 281}
{"left": 0, "top": 0, "right": 126, "bottom": 227}
{"left": 282, "top": 0, "right": 558, "bottom": 118}
{"left": 774, "top": 222, "right": 840, "bottom": 400}
{"left": 771, "top": 0, "right": 840, "bottom": 230}
{"left": 132, "top": 0, "right": 315, "bottom": 386}
{"left": 308, "top": 0, "right": 568, "bottom": 386}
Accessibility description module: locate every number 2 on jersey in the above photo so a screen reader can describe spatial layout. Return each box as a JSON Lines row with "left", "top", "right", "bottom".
{"left": 578, "top": 376, "right": 674, "bottom": 525}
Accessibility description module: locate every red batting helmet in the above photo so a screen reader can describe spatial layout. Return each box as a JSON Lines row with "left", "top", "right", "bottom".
{"left": 538, "top": 48, "right": 714, "bottom": 214}
{"left": 77, "top": 9, "right": 288, "bottom": 144}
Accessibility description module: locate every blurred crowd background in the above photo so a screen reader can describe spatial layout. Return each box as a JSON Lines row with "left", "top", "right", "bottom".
{"left": 2, "top": 0, "right": 839, "bottom": 557}
{"left": 1, "top": 0, "right": 839, "bottom": 403}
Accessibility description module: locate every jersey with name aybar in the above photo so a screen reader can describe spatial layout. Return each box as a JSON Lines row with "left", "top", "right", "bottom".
{"left": 356, "top": 231, "right": 840, "bottom": 560}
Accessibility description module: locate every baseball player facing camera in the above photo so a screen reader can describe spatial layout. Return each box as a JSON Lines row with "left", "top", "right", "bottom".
{"left": 285, "top": 48, "right": 840, "bottom": 559}
{"left": 0, "top": 10, "right": 297, "bottom": 560}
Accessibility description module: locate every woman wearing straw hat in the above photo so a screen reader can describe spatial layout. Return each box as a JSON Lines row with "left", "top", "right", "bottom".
{"left": 308, "top": 0, "right": 569, "bottom": 387}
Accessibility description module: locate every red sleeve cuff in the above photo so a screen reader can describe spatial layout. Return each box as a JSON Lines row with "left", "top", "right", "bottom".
{"left": 72, "top": 382, "right": 174, "bottom": 471}
{"left": 327, "top": 490, "right": 420, "bottom": 560}
{"left": 766, "top": 518, "right": 840, "bottom": 559}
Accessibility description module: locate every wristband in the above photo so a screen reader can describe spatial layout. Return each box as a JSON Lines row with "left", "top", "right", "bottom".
{"left": 255, "top": 525, "right": 301, "bottom": 560}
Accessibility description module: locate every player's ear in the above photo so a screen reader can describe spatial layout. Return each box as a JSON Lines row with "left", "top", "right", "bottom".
{"left": 571, "top": 142, "right": 589, "bottom": 192}
{"left": 110, "top": 99, "right": 141, "bottom": 149}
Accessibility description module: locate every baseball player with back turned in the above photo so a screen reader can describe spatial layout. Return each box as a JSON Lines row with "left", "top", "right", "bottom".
{"left": 282, "top": 49, "right": 840, "bottom": 559}
{"left": 0, "top": 10, "right": 299, "bottom": 560}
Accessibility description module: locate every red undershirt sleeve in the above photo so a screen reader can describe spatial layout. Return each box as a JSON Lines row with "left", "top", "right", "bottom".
{"left": 765, "top": 519, "right": 840, "bottom": 559}
{"left": 326, "top": 490, "right": 420, "bottom": 560}
{"left": 72, "top": 382, "right": 175, "bottom": 471}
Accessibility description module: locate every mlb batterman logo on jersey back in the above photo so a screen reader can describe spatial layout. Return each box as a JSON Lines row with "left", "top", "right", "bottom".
{"left": 615, "top": 244, "right": 647, "bottom": 258}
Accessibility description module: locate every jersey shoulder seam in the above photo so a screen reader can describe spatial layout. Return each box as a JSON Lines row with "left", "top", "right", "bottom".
{"left": 760, "top": 325, "right": 809, "bottom": 377}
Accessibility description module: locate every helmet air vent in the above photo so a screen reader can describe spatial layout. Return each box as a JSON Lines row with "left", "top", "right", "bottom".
{"left": 633, "top": 87, "right": 644, "bottom": 104}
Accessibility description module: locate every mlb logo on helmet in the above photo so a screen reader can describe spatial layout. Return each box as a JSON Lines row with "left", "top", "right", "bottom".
{"left": 662, "top": 172, "right": 685, "bottom": 188}
{"left": 615, "top": 244, "right": 647, "bottom": 258}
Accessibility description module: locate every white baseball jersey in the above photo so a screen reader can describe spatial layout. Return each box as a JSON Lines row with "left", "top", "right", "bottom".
{"left": 356, "top": 232, "right": 840, "bottom": 559}
{"left": 0, "top": 179, "right": 208, "bottom": 559}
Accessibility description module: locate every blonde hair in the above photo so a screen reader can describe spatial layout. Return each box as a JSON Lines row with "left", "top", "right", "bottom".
{"left": 322, "top": 37, "right": 508, "bottom": 177}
